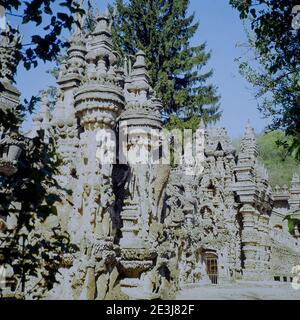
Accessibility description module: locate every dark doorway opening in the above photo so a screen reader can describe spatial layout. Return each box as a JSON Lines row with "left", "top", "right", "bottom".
{"left": 204, "top": 252, "right": 218, "bottom": 285}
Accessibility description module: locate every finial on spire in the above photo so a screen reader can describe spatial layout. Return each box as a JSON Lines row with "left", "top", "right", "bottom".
{"left": 238, "top": 120, "right": 258, "bottom": 158}
{"left": 93, "top": 8, "right": 112, "bottom": 36}
{"left": 129, "top": 50, "right": 150, "bottom": 91}
{"left": 243, "top": 120, "right": 256, "bottom": 140}
{"left": 133, "top": 50, "right": 146, "bottom": 68}
{"left": 72, "top": 0, "right": 86, "bottom": 37}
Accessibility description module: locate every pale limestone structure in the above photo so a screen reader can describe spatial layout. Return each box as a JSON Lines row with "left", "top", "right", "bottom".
{"left": 0, "top": 9, "right": 300, "bottom": 300}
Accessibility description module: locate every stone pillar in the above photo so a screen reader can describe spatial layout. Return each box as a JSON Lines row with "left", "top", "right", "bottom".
{"left": 74, "top": 12, "right": 125, "bottom": 241}
{"left": 118, "top": 51, "right": 163, "bottom": 249}
{"left": 258, "top": 214, "right": 272, "bottom": 280}
{"left": 240, "top": 205, "right": 260, "bottom": 280}
{"left": 49, "top": 10, "right": 126, "bottom": 300}
{"left": 119, "top": 200, "right": 142, "bottom": 249}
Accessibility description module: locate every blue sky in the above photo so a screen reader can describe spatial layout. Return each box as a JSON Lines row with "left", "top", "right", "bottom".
{"left": 11, "top": 0, "right": 270, "bottom": 138}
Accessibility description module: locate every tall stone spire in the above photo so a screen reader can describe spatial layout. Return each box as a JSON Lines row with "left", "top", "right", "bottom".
{"left": 51, "top": 1, "right": 87, "bottom": 163}
{"left": 233, "top": 121, "right": 272, "bottom": 281}
{"left": 57, "top": 1, "right": 86, "bottom": 114}
{"left": 118, "top": 49, "right": 164, "bottom": 252}
{"left": 71, "top": 0, "right": 85, "bottom": 38}
{"left": 127, "top": 50, "right": 151, "bottom": 102}
{"left": 122, "top": 50, "right": 162, "bottom": 128}
{"left": 234, "top": 121, "right": 259, "bottom": 203}
{"left": 72, "top": 9, "right": 125, "bottom": 244}
{"left": 75, "top": 9, "right": 124, "bottom": 130}
{"left": 239, "top": 120, "right": 258, "bottom": 159}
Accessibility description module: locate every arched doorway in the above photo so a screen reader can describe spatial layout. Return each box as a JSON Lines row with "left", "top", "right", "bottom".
{"left": 204, "top": 251, "right": 218, "bottom": 285}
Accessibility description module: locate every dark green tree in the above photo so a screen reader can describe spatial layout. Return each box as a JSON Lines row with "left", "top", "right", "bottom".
{"left": 0, "top": 23, "right": 76, "bottom": 296}
{"left": 0, "top": 1, "right": 85, "bottom": 117}
{"left": 230, "top": 0, "right": 300, "bottom": 160}
{"left": 112, "top": 0, "right": 221, "bottom": 124}
{"left": 0, "top": 105, "right": 76, "bottom": 299}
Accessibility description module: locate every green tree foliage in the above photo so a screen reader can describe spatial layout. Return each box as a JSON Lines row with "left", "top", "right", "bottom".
{"left": 257, "top": 131, "right": 300, "bottom": 187}
{"left": 112, "top": 0, "right": 221, "bottom": 124}
{"left": 0, "top": 1, "right": 85, "bottom": 117}
{"left": 0, "top": 0, "right": 84, "bottom": 69}
{"left": 284, "top": 215, "right": 300, "bottom": 236}
{"left": 164, "top": 114, "right": 204, "bottom": 132}
{"left": 230, "top": 0, "right": 300, "bottom": 160}
{"left": 0, "top": 106, "right": 76, "bottom": 299}
{"left": 0, "top": 1, "right": 81, "bottom": 297}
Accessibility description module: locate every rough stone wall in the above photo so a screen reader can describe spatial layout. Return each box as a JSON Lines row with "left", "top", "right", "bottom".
{"left": 270, "top": 229, "right": 300, "bottom": 281}
{"left": 163, "top": 127, "right": 243, "bottom": 286}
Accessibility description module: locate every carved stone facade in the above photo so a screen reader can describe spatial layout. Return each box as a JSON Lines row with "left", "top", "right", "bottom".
{"left": 1, "top": 10, "right": 300, "bottom": 300}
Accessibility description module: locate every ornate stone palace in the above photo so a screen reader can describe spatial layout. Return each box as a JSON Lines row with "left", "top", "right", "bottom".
{"left": 0, "top": 10, "right": 300, "bottom": 300}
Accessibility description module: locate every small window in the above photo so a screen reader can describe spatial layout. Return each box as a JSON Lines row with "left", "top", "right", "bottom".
{"left": 274, "top": 276, "right": 280, "bottom": 282}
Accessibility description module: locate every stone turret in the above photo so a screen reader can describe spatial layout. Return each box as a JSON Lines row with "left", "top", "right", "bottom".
{"left": 57, "top": 30, "right": 86, "bottom": 116}
{"left": 51, "top": 2, "right": 87, "bottom": 176}
{"left": 234, "top": 121, "right": 259, "bottom": 204}
{"left": 240, "top": 121, "right": 258, "bottom": 159}
{"left": 119, "top": 50, "right": 163, "bottom": 249}
{"left": 48, "top": 9, "right": 125, "bottom": 300}
{"left": 120, "top": 50, "right": 162, "bottom": 162}
{"left": 55, "top": 0, "right": 86, "bottom": 124}
{"left": 117, "top": 51, "right": 170, "bottom": 299}
{"left": 74, "top": 11, "right": 124, "bottom": 131}
{"left": 234, "top": 122, "right": 271, "bottom": 281}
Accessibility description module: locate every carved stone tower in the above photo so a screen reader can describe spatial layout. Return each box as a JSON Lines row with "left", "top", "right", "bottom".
{"left": 234, "top": 122, "right": 272, "bottom": 281}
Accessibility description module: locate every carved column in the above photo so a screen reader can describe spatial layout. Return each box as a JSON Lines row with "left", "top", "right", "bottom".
{"left": 239, "top": 205, "right": 260, "bottom": 280}
{"left": 258, "top": 214, "right": 271, "bottom": 280}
